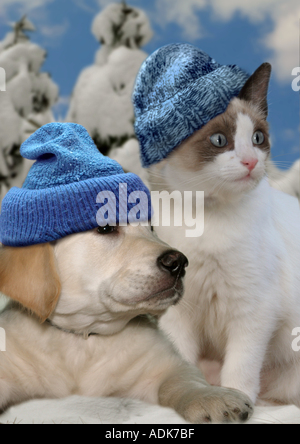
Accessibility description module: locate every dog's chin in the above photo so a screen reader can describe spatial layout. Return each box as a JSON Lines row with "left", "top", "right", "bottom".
{"left": 149, "top": 289, "right": 183, "bottom": 310}
{"left": 138, "top": 280, "right": 184, "bottom": 308}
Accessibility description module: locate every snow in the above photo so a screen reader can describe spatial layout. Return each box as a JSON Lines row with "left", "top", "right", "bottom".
{"left": 1, "top": 5, "right": 298, "bottom": 208}
{"left": 6, "top": 63, "right": 33, "bottom": 117}
{"left": 0, "top": 3, "right": 300, "bottom": 425}
{"left": 268, "top": 159, "right": 300, "bottom": 200}
{"left": 67, "top": 46, "right": 147, "bottom": 147}
{"left": 0, "top": 93, "right": 21, "bottom": 154}
{"left": 110, "top": 138, "right": 149, "bottom": 185}
{"left": 92, "top": 2, "right": 152, "bottom": 66}
{"left": 67, "top": 2, "right": 152, "bottom": 155}
{"left": 0, "top": 18, "right": 58, "bottom": 206}
{"left": 0, "top": 43, "right": 46, "bottom": 78}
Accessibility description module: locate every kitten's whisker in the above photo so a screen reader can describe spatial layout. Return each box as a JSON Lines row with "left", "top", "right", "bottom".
{"left": 271, "top": 153, "right": 297, "bottom": 160}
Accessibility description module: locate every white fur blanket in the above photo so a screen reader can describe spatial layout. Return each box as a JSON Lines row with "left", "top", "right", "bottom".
{"left": 1, "top": 396, "right": 300, "bottom": 424}
{"left": 1, "top": 299, "right": 300, "bottom": 425}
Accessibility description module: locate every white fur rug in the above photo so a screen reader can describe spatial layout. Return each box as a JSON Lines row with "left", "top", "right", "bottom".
{"left": 1, "top": 296, "right": 300, "bottom": 424}
{"left": 0, "top": 396, "right": 300, "bottom": 424}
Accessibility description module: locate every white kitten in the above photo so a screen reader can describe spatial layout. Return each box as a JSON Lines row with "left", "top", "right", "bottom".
{"left": 148, "top": 63, "right": 300, "bottom": 405}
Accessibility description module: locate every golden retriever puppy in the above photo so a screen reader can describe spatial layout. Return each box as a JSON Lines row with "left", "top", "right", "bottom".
{"left": 0, "top": 225, "right": 253, "bottom": 423}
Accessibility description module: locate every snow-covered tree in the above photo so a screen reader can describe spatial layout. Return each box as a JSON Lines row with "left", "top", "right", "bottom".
{"left": 0, "top": 16, "right": 59, "bottom": 206}
{"left": 66, "top": 1, "right": 153, "bottom": 155}
{"left": 67, "top": 2, "right": 300, "bottom": 197}
{"left": 267, "top": 159, "right": 300, "bottom": 201}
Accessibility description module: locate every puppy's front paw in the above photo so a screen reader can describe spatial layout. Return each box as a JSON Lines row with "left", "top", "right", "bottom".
{"left": 178, "top": 386, "right": 254, "bottom": 424}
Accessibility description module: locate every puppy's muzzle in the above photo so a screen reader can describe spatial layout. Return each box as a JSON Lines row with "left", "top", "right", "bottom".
{"left": 157, "top": 250, "right": 188, "bottom": 278}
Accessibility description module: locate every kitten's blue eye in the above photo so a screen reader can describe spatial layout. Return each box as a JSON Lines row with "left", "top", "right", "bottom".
{"left": 210, "top": 133, "right": 227, "bottom": 148}
{"left": 252, "top": 131, "right": 264, "bottom": 145}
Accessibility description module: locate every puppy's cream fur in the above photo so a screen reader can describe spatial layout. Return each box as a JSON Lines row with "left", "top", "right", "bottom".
{"left": 0, "top": 226, "right": 253, "bottom": 423}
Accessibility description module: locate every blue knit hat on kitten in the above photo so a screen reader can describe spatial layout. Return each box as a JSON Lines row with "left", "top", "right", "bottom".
{"left": 133, "top": 43, "right": 250, "bottom": 167}
{"left": 0, "top": 123, "right": 152, "bottom": 247}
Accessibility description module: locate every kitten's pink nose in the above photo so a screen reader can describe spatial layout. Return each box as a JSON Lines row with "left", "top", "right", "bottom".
{"left": 241, "top": 158, "right": 258, "bottom": 172}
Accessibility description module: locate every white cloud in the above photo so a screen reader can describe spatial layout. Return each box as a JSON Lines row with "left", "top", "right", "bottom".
{"left": 263, "top": 2, "right": 300, "bottom": 81}
{"left": 154, "top": 0, "right": 299, "bottom": 82}
{"left": 211, "top": 0, "right": 300, "bottom": 82}
{"left": 0, "top": 0, "right": 69, "bottom": 44}
{"left": 40, "top": 20, "right": 69, "bottom": 39}
{"left": 73, "top": 0, "right": 97, "bottom": 14}
{"left": 155, "top": 0, "right": 207, "bottom": 40}
{"left": 0, "top": 0, "right": 54, "bottom": 18}
{"left": 284, "top": 128, "right": 298, "bottom": 141}
{"left": 96, "top": 0, "right": 116, "bottom": 7}
{"left": 209, "top": 0, "right": 279, "bottom": 22}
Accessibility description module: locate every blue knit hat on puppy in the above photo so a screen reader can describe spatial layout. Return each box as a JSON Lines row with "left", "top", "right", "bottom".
{"left": 133, "top": 43, "right": 250, "bottom": 167}
{"left": 0, "top": 123, "right": 152, "bottom": 247}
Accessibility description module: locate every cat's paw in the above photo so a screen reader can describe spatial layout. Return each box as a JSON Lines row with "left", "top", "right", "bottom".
{"left": 178, "top": 385, "right": 254, "bottom": 424}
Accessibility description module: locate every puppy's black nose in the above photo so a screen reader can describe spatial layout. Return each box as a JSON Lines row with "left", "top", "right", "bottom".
{"left": 157, "top": 250, "right": 189, "bottom": 277}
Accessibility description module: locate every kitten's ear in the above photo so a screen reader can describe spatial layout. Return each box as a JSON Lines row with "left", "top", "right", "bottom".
{"left": 0, "top": 243, "right": 61, "bottom": 322}
{"left": 238, "top": 63, "right": 272, "bottom": 118}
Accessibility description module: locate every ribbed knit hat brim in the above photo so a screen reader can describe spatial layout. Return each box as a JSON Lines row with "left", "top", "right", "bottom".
{"left": 0, "top": 173, "right": 151, "bottom": 247}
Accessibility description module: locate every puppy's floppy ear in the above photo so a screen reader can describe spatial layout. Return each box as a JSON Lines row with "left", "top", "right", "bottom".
{"left": 238, "top": 62, "right": 272, "bottom": 118}
{"left": 0, "top": 243, "right": 61, "bottom": 322}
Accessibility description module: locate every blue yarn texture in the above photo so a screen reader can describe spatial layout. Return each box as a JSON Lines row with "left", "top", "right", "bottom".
{"left": 133, "top": 43, "right": 250, "bottom": 167}
{"left": 0, "top": 123, "right": 152, "bottom": 246}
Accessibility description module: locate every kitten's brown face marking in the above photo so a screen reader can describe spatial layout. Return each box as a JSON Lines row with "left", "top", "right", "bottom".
{"left": 149, "top": 63, "right": 272, "bottom": 203}
{"left": 166, "top": 62, "right": 272, "bottom": 174}
{"left": 167, "top": 99, "right": 270, "bottom": 173}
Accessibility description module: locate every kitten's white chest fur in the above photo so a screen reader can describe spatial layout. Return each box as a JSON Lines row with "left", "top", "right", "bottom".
{"left": 158, "top": 180, "right": 299, "bottom": 361}
{"left": 149, "top": 66, "right": 300, "bottom": 405}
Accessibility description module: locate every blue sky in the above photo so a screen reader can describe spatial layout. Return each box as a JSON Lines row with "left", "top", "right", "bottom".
{"left": 0, "top": 0, "right": 299, "bottom": 167}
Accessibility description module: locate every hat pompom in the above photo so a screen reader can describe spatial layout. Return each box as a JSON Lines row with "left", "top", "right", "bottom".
{"left": 21, "top": 122, "right": 124, "bottom": 190}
